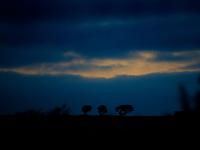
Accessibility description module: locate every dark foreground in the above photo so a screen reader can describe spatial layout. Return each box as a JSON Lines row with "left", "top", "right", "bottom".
{"left": 0, "top": 115, "right": 199, "bottom": 147}
{"left": 0, "top": 114, "right": 199, "bottom": 133}
{"left": 0, "top": 115, "right": 200, "bottom": 146}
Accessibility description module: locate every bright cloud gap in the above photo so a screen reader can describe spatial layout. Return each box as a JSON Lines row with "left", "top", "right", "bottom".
{"left": 0, "top": 50, "right": 200, "bottom": 79}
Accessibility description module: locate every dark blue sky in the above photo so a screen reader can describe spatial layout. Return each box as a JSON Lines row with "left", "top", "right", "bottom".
{"left": 0, "top": 0, "right": 200, "bottom": 115}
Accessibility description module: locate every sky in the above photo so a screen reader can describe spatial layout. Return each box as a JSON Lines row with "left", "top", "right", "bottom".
{"left": 0, "top": 0, "right": 200, "bottom": 115}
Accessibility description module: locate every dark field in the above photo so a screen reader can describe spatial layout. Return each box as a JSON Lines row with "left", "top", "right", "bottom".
{"left": 0, "top": 114, "right": 199, "bottom": 130}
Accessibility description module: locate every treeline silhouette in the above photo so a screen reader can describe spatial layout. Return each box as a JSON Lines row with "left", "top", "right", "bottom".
{"left": 9, "top": 74, "right": 200, "bottom": 118}
{"left": 13, "top": 104, "right": 135, "bottom": 117}
{"left": 176, "top": 76, "right": 200, "bottom": 116}
{"left": 81, "top": 104, "right": 134, "bottom": 116}
{"left": 0, "top": 76, "right": 200, "bottom": 130}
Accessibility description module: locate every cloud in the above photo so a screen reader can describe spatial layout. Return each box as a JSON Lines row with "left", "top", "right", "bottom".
{"left": 0, "top": 50, "right": 200, "bottom": 78}
{"left": 64, "top": 51, "right": 82, "bottom": 58}
{"left": 1, "top": 0, "right": 200, "bottom": 23}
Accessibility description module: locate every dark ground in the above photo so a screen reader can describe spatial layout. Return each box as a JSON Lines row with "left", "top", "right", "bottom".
{"left": 0, "top": 114, "right": 199, "bottom": 146}
{"left": 0, "top": 113, "right": 199, "bottom": 132}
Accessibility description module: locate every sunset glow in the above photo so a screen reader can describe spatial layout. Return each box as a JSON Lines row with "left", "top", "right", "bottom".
{"left": 1, "top": 51, "right": 200, "bottom": 78}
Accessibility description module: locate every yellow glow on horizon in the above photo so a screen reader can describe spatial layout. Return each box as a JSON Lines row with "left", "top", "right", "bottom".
{"left": 65, "top": 59, "right": 198, "bottom": 78}
{"left": 0, "top": 50, "right": 200, "bottom": 79}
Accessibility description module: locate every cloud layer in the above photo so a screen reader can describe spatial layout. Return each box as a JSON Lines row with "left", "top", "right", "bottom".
{"left": 1, "top": 50, "right": 200, "bottom": 78}
{"left": 1, "top": 0, "right": 200, "bottom": 22}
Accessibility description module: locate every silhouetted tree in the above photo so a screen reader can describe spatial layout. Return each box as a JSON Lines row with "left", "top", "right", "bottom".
{"left": 82, "top": 105, "right": 92, "bottom": 115}
{"left": 194, "top": 76, "right": 200, "bottom": 113}
{"left": 116, "top": 105, "right": 134, "bottom": 116}
{"left": 178, "top": 84, "right": 191, "bottom": 112}
{"left": 97, "top": 105, "right": 108, "bottom": 115}
{"left": 194, "top": 92, "right": 200, "bottom": 113}
{"left": 61, "top": 105, "right": 71, "bottom": 116}
{"left": 49, "top": 104, "right": 70, "bottom": 116}
{"left": 198, "top": 76, "right": 200, "bottom": 85}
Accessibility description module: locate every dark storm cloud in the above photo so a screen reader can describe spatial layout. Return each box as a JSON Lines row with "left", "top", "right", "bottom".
{"left": 1, "top": 0, "right": 200, "bottom": 22}
{"left": 0, "top": 0, "right": 200, "bottom": 66}
{"left": 1, "top": 0, "right": 200, "bottom": 48}
{"left": 1, "top": 14, "right": 200, "bottom": 53}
